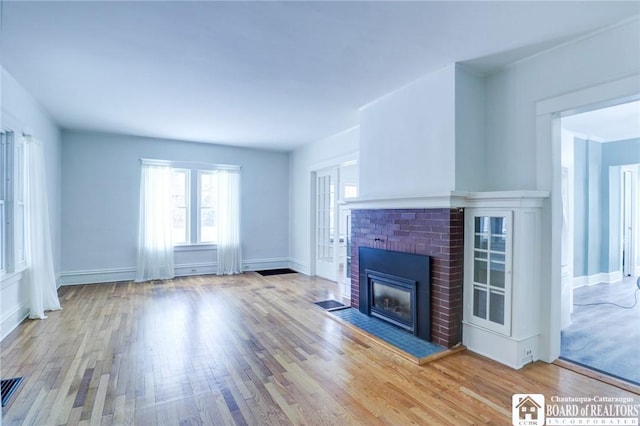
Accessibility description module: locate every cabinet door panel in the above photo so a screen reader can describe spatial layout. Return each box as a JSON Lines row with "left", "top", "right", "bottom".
{"left": 465, "top": 210, "right": 512, "bottom": 335}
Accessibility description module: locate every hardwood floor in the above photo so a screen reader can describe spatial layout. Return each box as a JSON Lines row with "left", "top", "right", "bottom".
{"left": 2, "top": 273, "right": 638, "bottom": 425}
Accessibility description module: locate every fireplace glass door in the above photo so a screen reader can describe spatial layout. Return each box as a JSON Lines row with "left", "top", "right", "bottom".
{"left": 369, "top": 272, "right": 416, "bottom": 332}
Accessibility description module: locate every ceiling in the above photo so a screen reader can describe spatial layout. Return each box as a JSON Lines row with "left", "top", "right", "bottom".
{"left": 562, "top": 100, "right": 640, "bottom": 143}
{"left": 2, "top": 1, "right": 639, "bottom": 151}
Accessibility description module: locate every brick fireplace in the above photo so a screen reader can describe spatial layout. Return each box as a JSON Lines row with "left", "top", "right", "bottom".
{"left": 350, "top": 208, "right": 464, "bottom": 348}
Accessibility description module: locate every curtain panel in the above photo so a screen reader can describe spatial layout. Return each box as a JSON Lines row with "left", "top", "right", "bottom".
{"left": 24, "top": 136, "right": 62, "bottom": 319}
{"left": 135, "top": 164, "right": 175, "bottom": 282}
{"left": 216, "top": 169, "right": 242, "bottom": 275}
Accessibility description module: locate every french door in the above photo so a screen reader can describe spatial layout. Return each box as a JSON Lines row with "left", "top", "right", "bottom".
{"left": 315, "top": 168, "right": 337, "bottom": 281}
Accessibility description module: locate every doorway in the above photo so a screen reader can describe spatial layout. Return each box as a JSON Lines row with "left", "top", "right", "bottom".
{"left": 313, "top": 162, "right": 358, "bottom": 301}
{"left": 559, "top": 99, "right": 640, "bottom": 385}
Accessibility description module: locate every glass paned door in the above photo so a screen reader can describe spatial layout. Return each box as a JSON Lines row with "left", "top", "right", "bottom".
{"left": 316, "top": 168, "right": 337, "bottom": 281}
{"left": 468, "top": 211, "right": 512, "bottom": 335}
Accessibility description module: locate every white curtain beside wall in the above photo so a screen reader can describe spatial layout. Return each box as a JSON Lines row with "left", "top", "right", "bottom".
{"left": 216, "top": 169, "right": 242, "bottom": 275}
{"left": 135, "top": 163, "right": 175, "bottom": 282}
{"left": 24, "top": 136, "right": 62, "bottom": 319}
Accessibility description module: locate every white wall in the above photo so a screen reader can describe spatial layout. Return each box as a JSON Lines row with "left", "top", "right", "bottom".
{"left": 60, "top": 131, "right": 289, "bottom": 283}
{"left": 485, "top": 20, "right": 640, "bottom": 191}
{"left": 1, "top": 68, "right": 61, "bottom": 339}
{"left": 288, "top": 127, "right": 359, "bottom": 274}
{"left": 455, "top": 65, "right": 486, "bottom": 191}
{"left": 359, "top": 65, "right": 456, "bottom": 199}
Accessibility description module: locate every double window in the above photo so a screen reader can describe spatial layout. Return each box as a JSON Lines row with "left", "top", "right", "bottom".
{"left": 170, "top": 166, "right": 223, "bottom": 246}
{"left": 1, "top": 131, "right": 26, "bottom": 275}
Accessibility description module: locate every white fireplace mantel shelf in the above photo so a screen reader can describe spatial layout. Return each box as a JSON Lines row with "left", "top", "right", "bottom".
{"left": 343, "top": 190, "right": 550, "bottom": 210}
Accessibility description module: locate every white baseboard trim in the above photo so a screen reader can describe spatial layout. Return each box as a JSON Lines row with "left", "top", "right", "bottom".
{"left": 174, "top": 262, "right": 217, "bottom": 277}
{"left": 1, "top": 303, "right": 28, "bottom": 342}
{"left": 288, "top": 259, "right": 310, "bottom": 276}
{"left": 242, "top": 258, "right": 290, "bottom": 272}
{"left": 573, "top": 270, "right": 623, "bottom": 288}
{"left": 59, "top": 258, "right": 292, "bottom": 285}
{"left": 59, "top": 267, "right": 136, "bottom": 285}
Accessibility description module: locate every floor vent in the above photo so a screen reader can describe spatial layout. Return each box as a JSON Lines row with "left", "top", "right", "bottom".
{"left": 256, "top": 268, "right": 297, "bottom": 276}
{"left": 314, "top": 300, "right": 347, "bottom": 311}
{"left": 1, "top": 377, "right": 23, "bottom": 407}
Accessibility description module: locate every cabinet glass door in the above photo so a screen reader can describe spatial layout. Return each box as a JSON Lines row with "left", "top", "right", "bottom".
{"left": 468, "top": 211, "right": 512, "bottom": 335}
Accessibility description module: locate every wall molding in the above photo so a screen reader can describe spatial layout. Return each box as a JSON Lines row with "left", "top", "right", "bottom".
{"left": 572, "top": 271, "right": 624, "bottom": 288}
{"left": 58, "top": 257, "right": 291, "bottom": 285}
{"left": 1, "top": 270, "right": 24, "bottom": 290}
{"left": 288, "top": 259, "right": 310, "bottom": 276}
{"left": 344, "top": 190, "right": 549, "bottom": 210}
{"left": 1, "top": 303, "right": 28, "bottom": 342}
{"left": 242, "top": 257, "right": 290, "bottom": 272}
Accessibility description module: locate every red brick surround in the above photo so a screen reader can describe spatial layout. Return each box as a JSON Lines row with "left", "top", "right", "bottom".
{"left": 350, "top": 209, "right": 464, "bottom": 348}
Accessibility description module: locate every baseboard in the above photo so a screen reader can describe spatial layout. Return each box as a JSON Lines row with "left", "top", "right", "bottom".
{"left": 59, "top": 258, "right": 291, "bottom": 285}
{"left": 1, "top": 303, "right": 28, "bottom": 342}
{"left": 59, "top": 267, "right": 137, "bottom": 285}
{"left": 573, "top": 271, "right": 623, "bottom": 288}
{"left": 242, "top": 258, "right": 290, "bottom": 272}
{"left": 288, "top": 259, "right": 310, "bottom": 276}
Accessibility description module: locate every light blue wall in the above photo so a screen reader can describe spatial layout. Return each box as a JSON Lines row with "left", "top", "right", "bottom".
{"left": 573, "top": 138, "right": 588, "bottom": 276}
{"left": 61, "top": 131, "right": 289, "bottom": 280}
{"left": 601, "top": 138, "right": 640, "bottom": 273}
{"left": 573, "top": 137, "right": 640, "bottom": 277}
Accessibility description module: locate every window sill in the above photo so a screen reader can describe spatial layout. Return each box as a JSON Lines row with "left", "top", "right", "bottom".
{"left": 174, "top": 244, "right": 217, "bottom": 252}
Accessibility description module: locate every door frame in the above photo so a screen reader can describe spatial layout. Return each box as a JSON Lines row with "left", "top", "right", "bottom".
{"left": 309, "top": 153, "right": 358, "bottom": 282}
{"left": 621, "top": 165, "right": 638, "bottom": 277}
{"left": 535, "top": 73, "right": 640, "bottom": 363}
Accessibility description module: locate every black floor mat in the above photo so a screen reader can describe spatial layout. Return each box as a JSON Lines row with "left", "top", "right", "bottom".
{"left": 256, "top": 268, "right": 297, "bottom": 276}
{"left": 314, "top": 300, "right": 346, "bottom": 310}
{"left": 1, "top": 377, "right": 23, "bottom": 407}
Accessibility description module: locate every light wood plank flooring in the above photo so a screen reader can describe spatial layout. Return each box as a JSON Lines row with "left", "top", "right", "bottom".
{"left": 2, "top": 273, "right": 638, "bottom": 425}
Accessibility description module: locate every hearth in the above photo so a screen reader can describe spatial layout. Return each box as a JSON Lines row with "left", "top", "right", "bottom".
{"left": 359, "top": 247, "right": 430, "bottom": 341}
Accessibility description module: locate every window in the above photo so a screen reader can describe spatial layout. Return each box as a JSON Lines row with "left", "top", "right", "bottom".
{"left": 198, "top": 171, "right": 217, "bottom": 244}
{"left": 0, "top": 133, "right": 6, "bottom": 273}
{"left": 1, "top": 131, "right": 27, "bottom": 275}
{"left": 171, "top": 169, "right": 190, "bottom": 244}
{"left": 166, "top": 163, "right": 239, "bottom": 247}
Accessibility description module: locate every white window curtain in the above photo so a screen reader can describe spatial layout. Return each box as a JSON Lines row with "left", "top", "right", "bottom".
{"left": 216, "top": 169, "right": 242, "bottom": 275}
{"left": 24, "top": 136, "right": 62, "bottom": 319}
{"left": 135, "top": 163, "right": 175, "bottom": 282}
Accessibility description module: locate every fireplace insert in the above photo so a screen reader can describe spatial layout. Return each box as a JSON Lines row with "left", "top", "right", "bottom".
{"left": 359, "top": 247, "right": 430, "bottom": 341}
{"left": 368, "top": 270, "right": 417, "bottom": 332}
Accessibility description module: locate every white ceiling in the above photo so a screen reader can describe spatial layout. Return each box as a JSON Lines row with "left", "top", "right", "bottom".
{"left": 2, "top": 1, "right": 639, "bottom": 151}
{"left": 562, "top": 100, "right": 640, "bottom": 143}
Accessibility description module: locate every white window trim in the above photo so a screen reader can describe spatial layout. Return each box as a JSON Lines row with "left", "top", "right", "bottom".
{"left": 0, "top": 131, "right": 27, "bottom": 278}
{"left": 140, "top": 159, "right": 240, "bottom": 249}
{"left": 171, "top": 168, "right": 191, "bottom": 247}
{"left": 197, "top": 170, "right": 217, "bottom": 245}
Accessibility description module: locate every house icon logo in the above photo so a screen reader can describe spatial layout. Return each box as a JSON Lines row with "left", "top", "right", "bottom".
{"left": 512, "top": 394, "right": 545, "bottom": 426}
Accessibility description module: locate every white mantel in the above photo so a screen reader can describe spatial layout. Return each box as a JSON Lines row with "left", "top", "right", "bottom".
{"left": 343, "top": 190, "right": 549, "bottom": 210}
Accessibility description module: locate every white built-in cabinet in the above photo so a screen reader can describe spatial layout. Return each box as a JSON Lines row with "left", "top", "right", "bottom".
{"left": 462, "top": 192, "right": 548, "bottom": 369}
